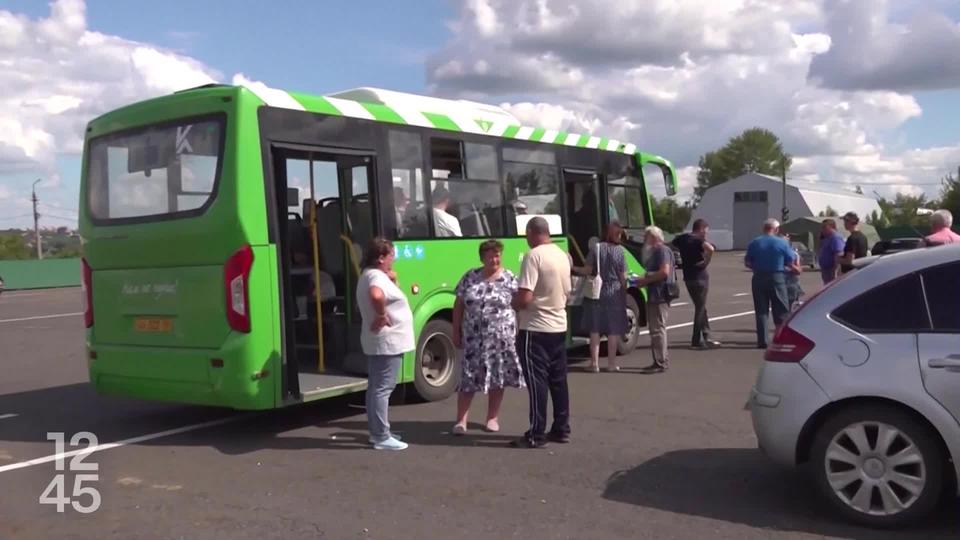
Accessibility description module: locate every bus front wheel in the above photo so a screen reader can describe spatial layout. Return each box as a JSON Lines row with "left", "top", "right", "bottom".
{"left": 413, "top": 319, "right": 460, "bottom": 402}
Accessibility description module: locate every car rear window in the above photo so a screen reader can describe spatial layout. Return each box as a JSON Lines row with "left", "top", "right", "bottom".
{"left": 832, "top": 273, "right": 931, "bottom": 333}
{"left": 86, "top": 117, "right": 224, "bottom": 222}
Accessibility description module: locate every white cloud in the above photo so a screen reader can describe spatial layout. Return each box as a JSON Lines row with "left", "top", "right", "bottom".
{"left": 0, "top": 0, "right": 219, "bottom": 176}
{"left": 808, "top": 0, "right": 960, "bottom": 92}
{"left": 427, "top": 0, "right": 960, "bottom": 204}
{"left": 0, "top": 0, "right": 223, "bottom": 228}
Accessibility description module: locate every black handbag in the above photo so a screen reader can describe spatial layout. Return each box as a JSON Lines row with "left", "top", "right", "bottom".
{"left": 666, "top": 250, "right": 681, "bottom": 301}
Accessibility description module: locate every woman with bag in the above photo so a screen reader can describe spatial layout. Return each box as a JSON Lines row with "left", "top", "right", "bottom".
{"left": 576, "top": 221, "right": 628, "bottom": 372}
{"left": 636, "top": 226, "right": 676, "bottom": 374}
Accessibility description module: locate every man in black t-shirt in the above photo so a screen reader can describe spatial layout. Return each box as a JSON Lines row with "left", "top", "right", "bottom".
{"left": 672, "top": 219, "right": 720, "bottom": 349}
{"left": 840, "top": 212, "right": 868, "bottom": 274}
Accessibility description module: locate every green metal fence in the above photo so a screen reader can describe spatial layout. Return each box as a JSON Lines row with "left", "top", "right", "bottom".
{"left": 0, "top": 258, "right": 80, "bottom": 290}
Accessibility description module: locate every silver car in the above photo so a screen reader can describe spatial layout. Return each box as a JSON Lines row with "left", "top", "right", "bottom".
{"left": 749, "top": 244, "right": 960, "bottom": 528}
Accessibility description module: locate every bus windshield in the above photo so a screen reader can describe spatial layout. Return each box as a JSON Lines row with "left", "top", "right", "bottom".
{"left": 86, "top": 117, "right": 224, "bottom": 222}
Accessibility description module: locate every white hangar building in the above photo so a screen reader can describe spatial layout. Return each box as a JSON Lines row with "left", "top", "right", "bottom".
{"left": 686, "top": 173, "right": 883, "bottom": 250}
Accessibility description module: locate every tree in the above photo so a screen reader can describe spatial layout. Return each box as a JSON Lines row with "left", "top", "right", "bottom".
{"left": 650, "top": 196, "right": 692, "bottom": 234}
{"left": 818, "top": 206, "right": 839, "bottom": 217}
{"left": 939, "top": 166, "right": 960, "bottom": 226}
{"left": 695, "top": 127, "right": 792, "bottom": 203}
{"left": 0, "top": 234, "right": 32, "bottom": 260}
{"left": 876, "top": 193, "right": 936, "bottom": 228}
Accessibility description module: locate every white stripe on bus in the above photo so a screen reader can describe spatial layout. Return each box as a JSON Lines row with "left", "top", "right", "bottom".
{"left": 324, "top": 97, "right": 375, "bottom": 121}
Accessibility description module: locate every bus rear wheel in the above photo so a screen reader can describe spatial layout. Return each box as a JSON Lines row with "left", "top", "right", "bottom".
{"left": 413, "top": 319, "right": 459, "bottom": 402}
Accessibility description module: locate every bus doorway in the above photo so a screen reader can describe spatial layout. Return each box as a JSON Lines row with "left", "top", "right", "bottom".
{"left": 272, "top": 147, "right": 377, "bottom": 402}
{"left": 563, "top": 169, "right": 601, "bottom": 267}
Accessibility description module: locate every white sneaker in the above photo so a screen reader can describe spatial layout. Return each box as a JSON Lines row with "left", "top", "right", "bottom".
{"left": 368, "top": 433, "right": 402, "bottom": 445}
{"left": 372, "top": 436, "right": 408, "bottom": 451}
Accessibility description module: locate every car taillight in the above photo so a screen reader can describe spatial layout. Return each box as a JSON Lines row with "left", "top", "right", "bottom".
{"left": 224, "top": 245, "right": 254, "bottom": 333}
{"left": 765, "top": 325, "right": 814, "bottom": 363}
{"left": 81, "top": 257, "right": 93, "bottom": 328}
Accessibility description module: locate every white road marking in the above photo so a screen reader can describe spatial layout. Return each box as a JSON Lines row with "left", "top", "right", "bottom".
{"left": 2, "top": 292, "right": 43, "bottom": 298}
{"left": 638, "top": 310, "right": 755, "bottom": 336}
{"left": 0, "top": 414, "right": 18, "bottom": 420}
{"left": 673, "top": 302, "right": 690, "bottom": 307}
{"left": 0, "top": 415, "right": 245, "bottom": 474}
{"left": 0, "top": 312, "right": 82, "bottom": 324}
{"left": 733, "top": 293, "right": 750, "bottom": 297}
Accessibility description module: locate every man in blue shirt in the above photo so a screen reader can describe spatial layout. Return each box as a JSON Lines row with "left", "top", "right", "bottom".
{"left": 745, "top": 219, "right": 795, "bottom": 349}
{"left": 818, "top": 219, "right": 845, "bottom": 284}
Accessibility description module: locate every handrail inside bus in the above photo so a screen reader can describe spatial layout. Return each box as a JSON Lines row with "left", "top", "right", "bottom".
{"left": 308, "top": 203, "right": 325, "bottom": 373}
{"left": 340, "top": 235, "right": 361, "bottom": 277}
{"left": 567, "top": 234, "right": 586, "bottom": 265}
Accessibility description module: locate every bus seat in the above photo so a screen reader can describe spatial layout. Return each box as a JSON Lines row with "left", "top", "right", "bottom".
{"left": 348, "top": 198, "right": 373, "bottom": 246}
{"left": 458, "top": 204, "right": 486, "bottom": 237}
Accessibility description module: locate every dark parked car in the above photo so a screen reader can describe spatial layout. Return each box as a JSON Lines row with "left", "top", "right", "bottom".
{"left": 871, "top": 237, "right": 926, "bottom": 256}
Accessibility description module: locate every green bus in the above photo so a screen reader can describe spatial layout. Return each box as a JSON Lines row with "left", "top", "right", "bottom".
{"left": 79, "top": 84, "right": 677, "bottom": 410}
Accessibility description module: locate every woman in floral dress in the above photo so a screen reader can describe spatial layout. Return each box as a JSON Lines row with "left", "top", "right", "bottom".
{"left": 451, "top": 240, "right": 525, "bottom": 434}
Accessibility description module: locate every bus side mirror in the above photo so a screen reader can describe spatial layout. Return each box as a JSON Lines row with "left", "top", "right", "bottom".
{"left": 661, "top": 164, "right": 677, "bottom": 196}
{"left": 287, "top": 188, "right": 300, "bottom": 207}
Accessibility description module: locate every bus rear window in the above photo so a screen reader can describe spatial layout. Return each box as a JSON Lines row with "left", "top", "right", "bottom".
{"left": 87, "top": 117, "right": 224, "bottom": 222}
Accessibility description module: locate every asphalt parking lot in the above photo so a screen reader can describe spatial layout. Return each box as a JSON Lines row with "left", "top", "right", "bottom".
{"left": 0, "top": 252, "right": 956, "bottom": 539}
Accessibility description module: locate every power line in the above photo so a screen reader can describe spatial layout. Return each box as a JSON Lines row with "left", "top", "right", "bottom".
{"left": 42, "top": 214, "right": 79, "bottom": 222}
{"left": 0, "top": 214, "right": 33, "bottom": 222}
{"left": 38, "top": 204, "right": 78, "bottom": 215}
{"left": 799, "top": 179, "right": 943, "bottom": 186}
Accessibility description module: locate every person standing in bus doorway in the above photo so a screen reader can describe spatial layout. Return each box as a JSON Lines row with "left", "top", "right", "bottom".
{"left": 576, "top": 221, "right": 628, "bottom": 372}
{"left": 451, "top": 240, "right": 525, "bottom": 435}
{"left": 671, "top": 219, "right": 720, "bottom": 350}
{"left": 744, "top": 219, "right": 794, "bottom": 349}
{"left": 357, "top": 237, "right": 415, "bottom": 451}
{"left": 511, "top": 217, "right": 572, "bottom": 448}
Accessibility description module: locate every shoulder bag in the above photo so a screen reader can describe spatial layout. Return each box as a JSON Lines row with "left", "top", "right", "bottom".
{"left": 583, "top": 245, "right": 603, "bottom": 300}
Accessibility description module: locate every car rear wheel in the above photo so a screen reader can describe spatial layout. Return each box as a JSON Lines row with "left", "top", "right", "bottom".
{"left": 810, "top": 404, "right": 945, "bottom": 528}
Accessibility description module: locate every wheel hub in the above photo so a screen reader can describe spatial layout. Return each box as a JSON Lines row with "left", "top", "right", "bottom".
{"left": 862, "top": 457, "right": 886, "bottom": 479}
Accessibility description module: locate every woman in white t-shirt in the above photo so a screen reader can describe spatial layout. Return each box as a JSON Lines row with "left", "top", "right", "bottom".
{"left": 357, "top": 237, "right": 415, "bottom": 451}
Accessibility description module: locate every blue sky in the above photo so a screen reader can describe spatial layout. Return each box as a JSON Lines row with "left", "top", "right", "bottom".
{"left": 3, "top": 0, "right": 454, "bottom": 93}
{"left": 1, "top": 0, "right": 959, "bottom": 229}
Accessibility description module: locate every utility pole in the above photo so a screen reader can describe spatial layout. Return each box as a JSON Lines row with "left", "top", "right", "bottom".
{"left": 32, "top": 178, "right": 42, "bottom": 260}
{"left": 781, "top": 158, "right": 788, "bottom": 224}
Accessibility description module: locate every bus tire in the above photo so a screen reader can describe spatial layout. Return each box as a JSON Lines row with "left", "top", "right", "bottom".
{"left": 617, "top": 294, "right": 642, "bottom": 355}
{"left": 413, "top": 319, "right": 460, "bottom": 402}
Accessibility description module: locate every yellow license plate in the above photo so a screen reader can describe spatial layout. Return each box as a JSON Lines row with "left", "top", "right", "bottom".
{"left": 134, "top": 317, "right": 174, "bottom": 333}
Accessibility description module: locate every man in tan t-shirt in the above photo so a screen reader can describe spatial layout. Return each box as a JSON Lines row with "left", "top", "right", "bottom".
{"left": 511, "top": 216, "right": 572, "bottom": 448}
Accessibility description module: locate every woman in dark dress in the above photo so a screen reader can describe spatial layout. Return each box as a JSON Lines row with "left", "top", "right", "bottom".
{"left": 577, "top": 222, "right": 628, "bottom": 372}
{"left": 451, "top": 240, "right": 525, "bottom": 434}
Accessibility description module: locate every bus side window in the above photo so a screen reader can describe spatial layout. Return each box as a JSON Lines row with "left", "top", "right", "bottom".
{"left": 429, "top": 138, "right": 505, "bottom": 238}
{"left": 501, "top": 145, "right": 561, "bottom": 236}
{"left": 388, "top": 130, "right": 427, "bottom": 239}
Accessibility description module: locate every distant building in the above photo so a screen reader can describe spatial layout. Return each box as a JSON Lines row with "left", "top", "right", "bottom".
{"left": 687, "top": 173, "right": 883, "bottom": 250}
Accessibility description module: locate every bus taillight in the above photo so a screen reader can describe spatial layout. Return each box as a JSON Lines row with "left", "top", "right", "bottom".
{"left": 224, "top": 245, "right": 254, "bottom": 333}
{"left": 81, "top": 257, "right": 93, "bottom": 328}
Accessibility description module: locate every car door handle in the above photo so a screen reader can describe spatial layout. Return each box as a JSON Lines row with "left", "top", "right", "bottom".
{"left": 928, "top": 355, "right": 960, "bottom": 369}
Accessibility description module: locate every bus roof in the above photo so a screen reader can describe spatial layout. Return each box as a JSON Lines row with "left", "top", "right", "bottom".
{"left": 234, "top": 82, "right": 670, "bottom": 163}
